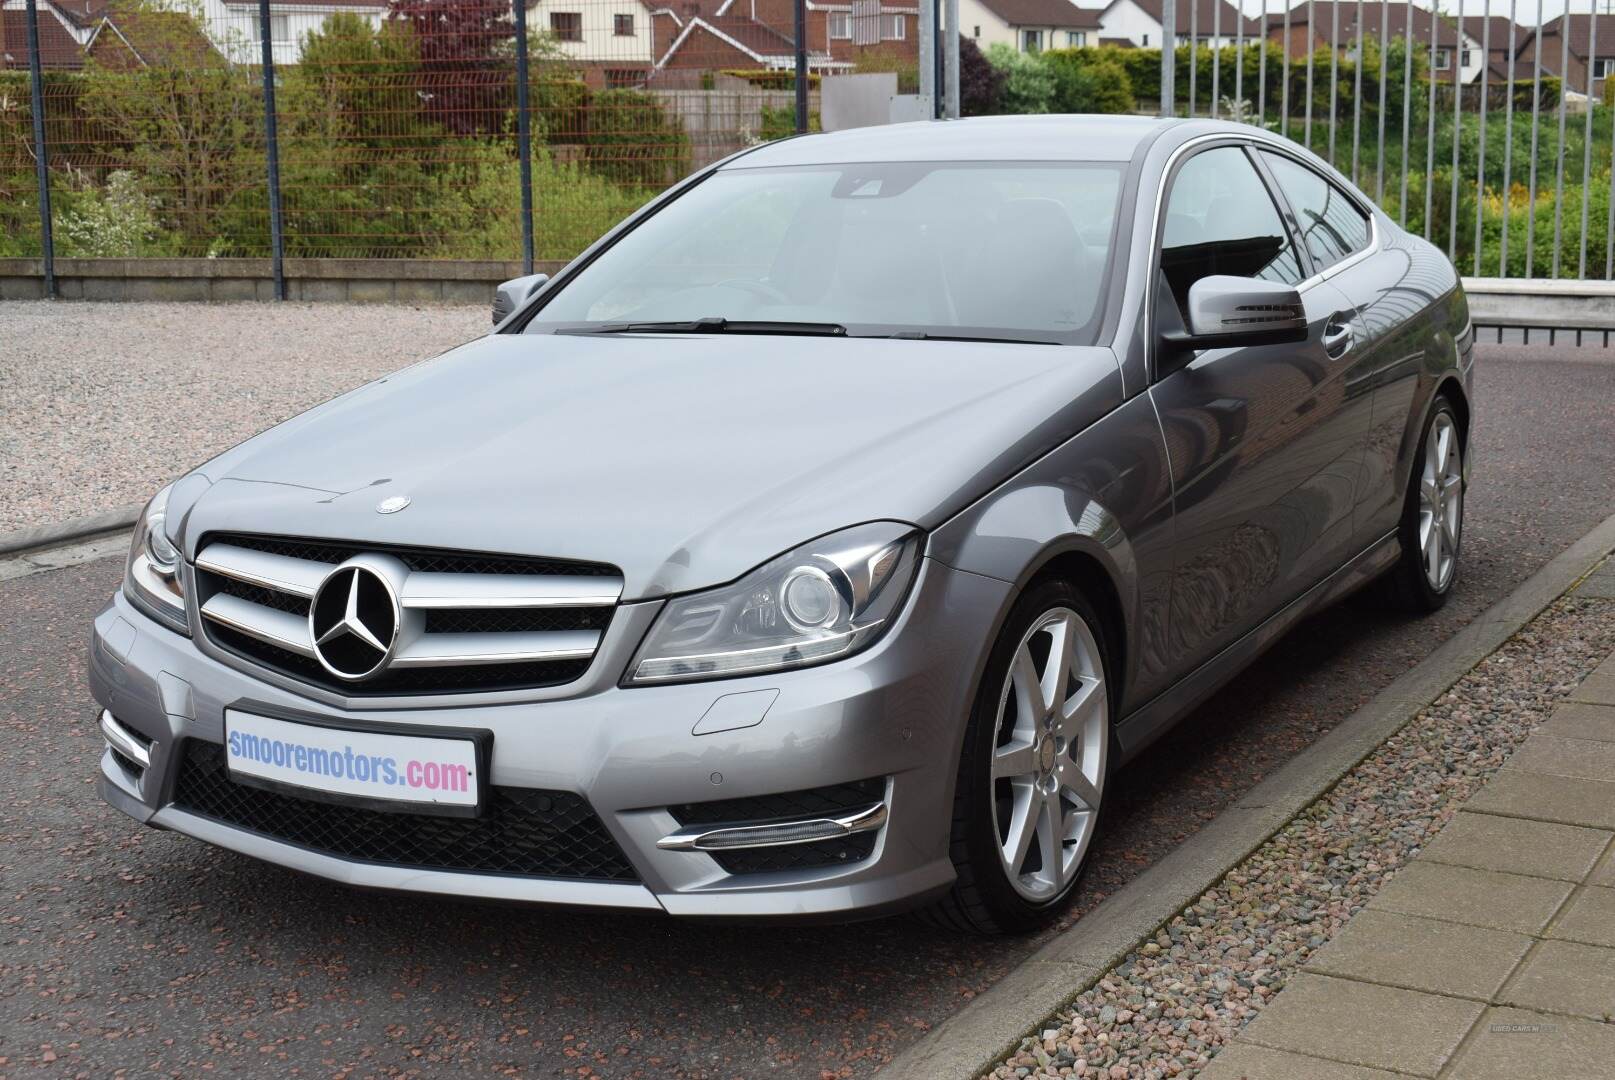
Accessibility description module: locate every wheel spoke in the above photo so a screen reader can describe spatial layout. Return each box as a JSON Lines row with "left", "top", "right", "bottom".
{"left": 1042, "top": 616, "right": 1075, "bottom": 716}
{"left": 1002, "top": 784, "right": 1039, "bottom": 872}
{"left": 1010, "top": 644, "right": 1043, "bottom": 726}
{"left": 1058, "top": 677, "right": 1103, "bottom": 737}
{"left": 1059, "top": 763, "right": 1102, "bottom": 811}
{"left": 1425, "top": 517, "right": 1443, "bottom": 581}
{"left": 993, "top": 741, "right": 1038, "bottom": 780}
{"left": 1420, "top": 478, "right": 1440, "bottom": 508}
{"left": 1036, "top": 795, "right": 1062, "bottom": 887}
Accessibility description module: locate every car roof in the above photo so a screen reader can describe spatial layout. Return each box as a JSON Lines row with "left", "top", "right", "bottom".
{"left": 725, "top": 114, "right": 1212, "bottom": 167}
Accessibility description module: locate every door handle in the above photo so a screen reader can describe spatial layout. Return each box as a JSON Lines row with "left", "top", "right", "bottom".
{"left": 1323, "top": 313, "right": 1354, "bottom": 359}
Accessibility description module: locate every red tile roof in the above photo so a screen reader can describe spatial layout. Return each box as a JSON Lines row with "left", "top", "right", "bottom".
{"left": 1, "top": 9, "right": 85, "bottom": 69}
{"left": 977, "top": 0, "right": 1101, "bottom": 31}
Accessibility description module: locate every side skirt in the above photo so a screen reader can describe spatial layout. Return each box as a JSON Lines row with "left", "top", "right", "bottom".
{"left": 1113, "top": 530, "right": 1402, "bottom": 763}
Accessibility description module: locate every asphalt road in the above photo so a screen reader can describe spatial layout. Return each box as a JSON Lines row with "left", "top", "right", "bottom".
{"left": 2, "top": 346, "right": 1613, "bottom": 1080}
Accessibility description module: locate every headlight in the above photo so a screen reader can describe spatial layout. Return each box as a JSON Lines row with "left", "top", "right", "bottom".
{"left": 124, "top": 484, "right": 188, "bottom": 635}
{"left": 627, "top": 522, "right": 921, "bottom": 685}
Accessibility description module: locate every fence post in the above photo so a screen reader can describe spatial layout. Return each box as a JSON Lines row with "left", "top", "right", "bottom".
{"left": 24, "top": 0, "right": 55, "bottom": 299}
{"left": 257, "top": 0, "right": 286, "bottom": 300}
{"left": 514, "top": 0, "right": 535, "bottom": 273}
{"left": 1159, "top": 0, "right": 1173, "bottom": 117}
{"left": 794, "top": 0, "right": 808, "bottom": 132}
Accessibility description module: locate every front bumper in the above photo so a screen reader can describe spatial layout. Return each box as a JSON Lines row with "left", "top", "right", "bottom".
{"left": 89, "top": 557, "right": 1011, "bottom": 919}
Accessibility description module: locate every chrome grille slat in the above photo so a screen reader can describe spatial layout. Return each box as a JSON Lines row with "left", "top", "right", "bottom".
{"left": 196, "top": 543, "right": 330, "bottom": 598}
{"left": 193, "top": 535, "right": 619, "bottom": 696}
{"left": 201, "top": 593, "right": 317, "bottom": 657}
{"left": 399, "top": 572, "right": 621, "bottom": 609}
{"left": 391, "top": 630, "right": 601, "bottom": 668}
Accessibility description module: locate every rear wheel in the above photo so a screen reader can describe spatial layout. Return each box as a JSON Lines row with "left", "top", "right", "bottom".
{"left": 1381, "top": 399, "right": 1464, "bottom": 612}
{"left": 923, "top": 580, "right": 1113, "bottom": 935}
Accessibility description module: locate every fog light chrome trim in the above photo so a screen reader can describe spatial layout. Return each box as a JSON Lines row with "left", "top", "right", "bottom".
{"left": 656, "top": 802, "right": 887, "bottom": 852}
{"left": 99, "top": 709, "right": 152, "bottom": 770}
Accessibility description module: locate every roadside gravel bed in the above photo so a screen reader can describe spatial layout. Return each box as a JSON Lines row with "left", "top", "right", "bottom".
{"left": 985, "top": 590, "right": 1615, "bottom": 1080}
{"left": 0, "top": 301, "right": 484, "bottom": 533}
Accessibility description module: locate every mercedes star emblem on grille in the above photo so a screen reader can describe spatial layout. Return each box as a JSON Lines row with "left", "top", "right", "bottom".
{"left": 309, "top": 563, "right": 400, "bottom": 680}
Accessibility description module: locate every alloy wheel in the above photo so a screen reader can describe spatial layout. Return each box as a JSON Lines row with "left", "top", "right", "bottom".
{"left": 1418, "top": 411, "right": 1463, "bottom": 592}
{"left": 989, "top": 606, "right": 1108, "bottom": 903}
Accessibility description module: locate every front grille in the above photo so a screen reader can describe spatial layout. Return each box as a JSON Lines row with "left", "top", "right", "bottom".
{"left": 194, "top": 533, "right": 621, "bottom": 697}
{"left": 172, "top": 740, "right": 638, "bottom": 882}
{"left": 670, "top": 777, "right": 886, "bottom": 875}
{"left": 212, "top": 534, "right": 620, "bottom": 578}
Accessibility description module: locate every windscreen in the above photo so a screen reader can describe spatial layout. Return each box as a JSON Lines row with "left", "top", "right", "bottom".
{"left": 524, "top": 161, "right": 1123, "bottom": 344}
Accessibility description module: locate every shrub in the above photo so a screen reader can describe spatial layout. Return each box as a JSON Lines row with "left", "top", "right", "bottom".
{"left": 1042, "top": 49, "right": 1135, "bottom": 113}
{"left": 719, "top": 69, "right": 823, "bottom": 90}
{"left": 757, "top": 104, "right": 820, "bottom": 141}
{"left": 55, "top": 169, "right": 173, "bottom": 256}
{"left": 985, "top": 42, "right": 1056, "bottom": 114}
{"left": 959, "top": 34, "right": 1004, "bottom": 116}
{"left": 537, "top": 78, "right": 590, "bottom": 143}
{"left": 584, "top": 88, "right": 691, "bottom": 185}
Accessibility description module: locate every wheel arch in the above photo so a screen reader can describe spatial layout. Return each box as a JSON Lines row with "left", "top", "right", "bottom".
{"left": 927, "top": 485, "right": 1143, "bottom": 719}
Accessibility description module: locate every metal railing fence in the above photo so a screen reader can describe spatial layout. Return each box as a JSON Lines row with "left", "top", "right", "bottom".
{"left": 1, "top": 0, "right": 835, "bottom": 293}
{"left": 2, "top": 0, "right": 1613, "bottom": 291}
{"left": 1158, "top": 0, "right": 1615, "bottom": 282}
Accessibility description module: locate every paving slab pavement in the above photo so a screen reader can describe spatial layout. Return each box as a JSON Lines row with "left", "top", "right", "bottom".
{"left": 1199, "top": 649, "right": 1615, "bottom": 1080}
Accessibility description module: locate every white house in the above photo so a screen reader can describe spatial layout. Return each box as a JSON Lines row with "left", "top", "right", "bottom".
{"left": 959, "top": 0, "right": 1102, "bottom": 53}
{"left": 527, "top": 0, "right": 655, "bottom": 72}
{"left": 1096, "top": 0, "right": 1258, "bottom": 49}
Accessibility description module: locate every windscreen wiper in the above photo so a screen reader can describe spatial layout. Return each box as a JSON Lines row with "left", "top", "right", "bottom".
{"left": 556, "top": 317, "right": 846, "bottom": 337}
{"left": 887, "top": 330, "right": 1053, "bottom": 345}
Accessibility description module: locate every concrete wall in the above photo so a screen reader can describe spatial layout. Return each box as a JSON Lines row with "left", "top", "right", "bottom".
{"left": 0, "top": 258, "right": 568, "bottom": 304}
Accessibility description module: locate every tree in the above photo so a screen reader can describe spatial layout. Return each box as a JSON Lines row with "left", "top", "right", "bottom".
{"left": 78, "top": 0, "right": 264, "bottom": 254}
{"left": 387, "top": 0, "right": 514, "bottom": 135}
{"left": 959, "top": 35, "right": 1004, "bottom": 116}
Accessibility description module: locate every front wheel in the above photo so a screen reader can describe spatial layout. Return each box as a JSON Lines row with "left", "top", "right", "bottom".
{"left": 923, "top": 580, "right": 1114, "bottom": 935}
{"left": 1381, "top": 399, "right": 1465, "bottom": 613}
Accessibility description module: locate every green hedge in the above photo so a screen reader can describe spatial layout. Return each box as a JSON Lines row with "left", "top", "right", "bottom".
{"left": 583, "top": 88, "right": 692, "bottom": 186}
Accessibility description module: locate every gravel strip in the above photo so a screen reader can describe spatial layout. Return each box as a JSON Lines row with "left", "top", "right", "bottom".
{"left": 0, "top": 301, "right": 484, "bottom": 533}
{"left": 984, "top": 590, "right": 1615, "bottom": 1080}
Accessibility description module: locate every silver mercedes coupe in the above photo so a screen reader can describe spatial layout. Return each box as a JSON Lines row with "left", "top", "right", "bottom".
{"left": 90, "top": 115, "right": 1473, "bottom": 933}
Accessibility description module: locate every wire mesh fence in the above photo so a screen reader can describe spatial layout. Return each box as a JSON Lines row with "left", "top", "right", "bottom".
{"left": 2, "top": 0, "right": 1613, "bottom": 282}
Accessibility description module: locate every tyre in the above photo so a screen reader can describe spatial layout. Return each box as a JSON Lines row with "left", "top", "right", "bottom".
{"left": 1380, "top": 398, "right": 1465, "bottom": 613}
{"left": 923, "top": 579, "right": 1114, "bottom": 935}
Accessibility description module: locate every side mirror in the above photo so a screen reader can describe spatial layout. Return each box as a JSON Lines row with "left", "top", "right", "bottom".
{"left": 1163, "top": 275, "right": 1307, "bottom": 352}
{"left": 492, "top": 273, "right": 550, "bottom": 326}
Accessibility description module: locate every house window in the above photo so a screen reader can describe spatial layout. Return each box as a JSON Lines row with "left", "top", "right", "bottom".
{"left": 1022, "top": 28, "right": 1043, "bottom": 52}
{"left": 550, "top": 11, "right": 582, "bottom": 41}
{"left": 259, "top": 12, "right": 289, "bottom": 42}
{"left": 1141, "top": 32, "right": 1149, "bottom": 45}
{"left": 883, "top": 13, "right": 904, "bottom": 40}
{"left": 1066, "top": 30, "right": 1086, "bottom": 46}
{"left": 1595, "top": 58, "right": 1615, "bottom": 78}
{"left": 605, "top": 68, "right": 647, "bottom": 86}
{"left": 1433, "top": 48, "right": 1451, "bottom": 70}
{"left": 1460, "top": 48, "right": 1472, "bottom": 65}
{"left": 613, "top": 13, "right": 634, "bottom": 35}
{"left": 973, "top": 24, "right": 980, "bottom": 37}
{"left": 830, "top": 11, "right": 852, "bottom": 38}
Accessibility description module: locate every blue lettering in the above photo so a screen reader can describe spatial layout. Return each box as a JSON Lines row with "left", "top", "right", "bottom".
{"left": 228, "top": 731, "right": 241, "bottom": 757}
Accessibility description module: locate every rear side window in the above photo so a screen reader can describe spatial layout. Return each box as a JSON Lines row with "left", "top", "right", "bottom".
{"left": 1260, "top": 151, "right": 1373, "bottom": 273}
{"left": 1159, "top": 146, "right": 1304, "bottom": 321}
